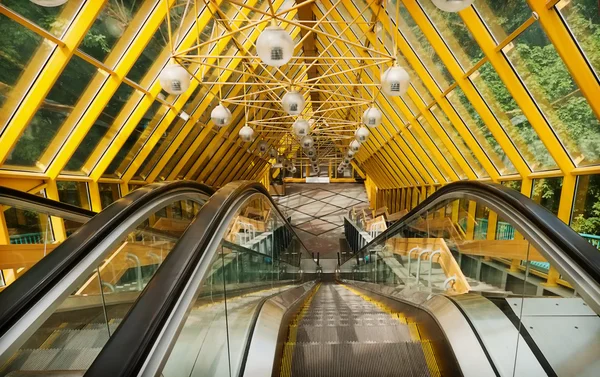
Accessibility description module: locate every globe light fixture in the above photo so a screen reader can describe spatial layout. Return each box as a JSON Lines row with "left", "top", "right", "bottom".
{"left": 349, "top": 139, "right": 361, "bottom": 152}
{"left": 292, "top": 119, "right": 310, "bottom": 137}
{"left": 309, "top": 155, "right": 318, "bottom": 163}
{"left": 362, "top": 106, "right": 383, "bottom": 128}
{"left": 291, "top": 166, "right": 297, "bottom": 174}
{"left": 282, "top": 91, "right": 305, "bottom": 115}
{"left": 277, "top": 155, "right": 285, "bottom": 164}
{"left": 210, "top": 104, "right": 232, "bottom": 127}
{"left": 343, "top": 157, "right": 352, "bottom": 165}
{"left": 258, "top": 141, "right": 269, "bottom": 153}
{"left": 381, "top": 66, "right": 410, "bottom": 97}
{"left": 347, "top": 149, "right": 356, "bottom": 157}
{"left": 432, "top": 0, "right": 474, "bottom": 12}
{"left": 301, "top": 135, "right": 314, "bottom": 149}
{"left": 355, "top": 126, "right": 370, "bottom": 143}
{"left": 256, "top": 26, "right": 294, "bottom": 67}
{"left": 306, "top": 148, "right": 316, "bottom": 158}
{"left": 239, "top": 125, "right": 255, "bottom": 142}
{"left": 30, "top": 0, "right": 68, "bottom": 6}
{"left": 269, "top": 148, "right": 278, "bottom": 158}
{"left": 159, "top": 63, "right": 191, "bottom": 95}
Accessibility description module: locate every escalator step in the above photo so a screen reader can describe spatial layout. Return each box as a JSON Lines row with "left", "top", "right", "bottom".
{"left": 1, "top": 348, "right": 102, "bottom": 374}
{"left": 295, "top": 325, "right": 411, "bottom": 344}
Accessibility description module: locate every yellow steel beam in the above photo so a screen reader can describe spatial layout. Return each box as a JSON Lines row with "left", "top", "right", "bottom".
{"left": 43, "top": 1, "right": 171, "bottom": 178}
{"left": 0, "top": 0, "right": 106, "bottom": 165}
{"left": 459, "top": 8, "right": 574, "bottom": 174}
{"left": 528, "top": 1, "right": 600, "bottom": 121}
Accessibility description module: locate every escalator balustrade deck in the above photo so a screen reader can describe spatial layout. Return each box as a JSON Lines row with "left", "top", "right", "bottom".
{"left": 281, "top": 283, "right": 440, "bottom": 377}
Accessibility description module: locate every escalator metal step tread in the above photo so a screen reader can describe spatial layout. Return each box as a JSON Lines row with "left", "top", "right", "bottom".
{"left": 1, "top": 348, "right": 101, "bottom": 374}
{"left": 284, "top": 342, "right": 432, "bottom": 377}
{"left": 295, "top": 325, "right": 411, "bottom": 344}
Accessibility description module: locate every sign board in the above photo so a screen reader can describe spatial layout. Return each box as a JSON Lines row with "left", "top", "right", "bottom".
{"left": 306, "top": 177, "right": 330, "bottom": 183}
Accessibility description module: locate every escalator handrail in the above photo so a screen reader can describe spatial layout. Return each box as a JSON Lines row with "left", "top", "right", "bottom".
{"left": 84, "top": 181, "right": 312, "bottom": 377}
{"left": 0, "top": 181, "right": 214, "bottom": 338}
{"left": 346, "top": 181, "right": 600, "bottom": 284}
{"left": 0, "top": 185, "right": 96, "bottom": 221}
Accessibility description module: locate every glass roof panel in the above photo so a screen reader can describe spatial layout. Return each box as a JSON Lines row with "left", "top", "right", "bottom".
{"left": 557, "top": 0, "right": 600, "bottom": 81}
{"left": 1, "top": 0, "right": 84, "bottom": 38}
{"left": 79, "top": 0, "right": 145, "bottom": 63}
{"left": 474, "top": 0, "right": 532, "bottom": 44}
{"left": 447, "top": 86, "right": 517, "bottom": 175}
{"left": 4, "top": 55, "right": 98, "bottom": 170}
{"left": 416, "top": 116, "right": 467, "bottom": 179}
{"left": 126, "top": 17, "right": 169, "bottom": 84}
{"left": 63, "top": 82, "right": 136, "bottom": 173}
{"left": 0, "top": 15, "right": 53, "bottom": 135}
{"left": 430, "top": 104, "right": 487, "bottom": 178}
{"left": 470, "top": 62, "right": 558, "bottom": 171}
{"left": 504, "top": 22, "right": 600, "bottom": 167}
{"left": 407, "top": 125, "right": 451, "bottom": 181}
{"left": 417, "top": 0, "right": 484, "bottom": 71}
{"left": 390, "top": 1, "right": 454, "bottom": 90}
{"left": 103, "top": 100, "right": 165, "bottom": 177}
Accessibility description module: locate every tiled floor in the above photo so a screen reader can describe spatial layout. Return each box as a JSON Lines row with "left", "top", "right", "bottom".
{"left": 273, "top": 183, "right": 368, "bottom": 258}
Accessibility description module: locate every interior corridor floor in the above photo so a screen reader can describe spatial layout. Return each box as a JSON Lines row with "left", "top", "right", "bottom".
{"left": 273, "top": 183, "right": 368, "bottom": 258}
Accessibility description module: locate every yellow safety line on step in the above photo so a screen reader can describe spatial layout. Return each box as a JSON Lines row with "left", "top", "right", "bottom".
{"left": 280, "top": 283, "right": 321, "bottom": 377}
{"left": 340, "top": 284, "right": 441, "bottom": 377}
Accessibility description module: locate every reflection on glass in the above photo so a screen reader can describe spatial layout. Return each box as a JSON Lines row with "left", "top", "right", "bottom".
{"left": 80, "top": 0, "right": 143, "bottom": 63}
{"left": 160, "top": 194, "right": 308, "bottom": 377}
{"left": 134, "top": 116, "right": 185, "bottom": 180}
{"left": 5, "top": 55, "right": 97, "bottom": 169}
{"left": 416, "top": 117, "right": 468, "bottom": 179}
{"left": 104, "top": 100, "right": 165, "bottom": 177}
{"left": 571, "top": 174, "right": 600, "bottom": 243}
{"left": 470, "top": 62, "right": 558, "bottom": 171}
{"left": 531, "top": 177, "right": 563, "bottom": 216}
{"left": 64, "top": 83, "right": 135, "bottom": 173}
{"left": 1, "top": 0, "right": 84, "bottom": 38}
{"left": 418, "top": 0, "right": 484, "bottom": 70}
{"left": 0, "top": 199, "right": 200, "bottom": 374}
{"left": 408, "top": 126, "right": 451, "bottom": 181}
{"left": 57, "top": 181, "right": 91, "bottom": 235}
{"left": 430, "top": 105, "right": 487, "bottom": 178}
{"left": 474, "top": 0, "right": 532, "bottom": 43}
{"left": 504, "top": 22, "right": 600, "bottom": 167}
{"left": 558, "top": 0, "right": 600, "bottom": 80}
{"left": 447, "top": 87, "right": 517, "bottom": 175}
{"left": 126, "top": 18, "right": 169, "bottom": 84}
{"left": 0, "top": 15, "right": 50, "bottom": 134}
{"left": 501, "top": 180, "right": 522, "bottom": 192}
{"left": 99, "top": 183, "right": 120, "bottom": 209}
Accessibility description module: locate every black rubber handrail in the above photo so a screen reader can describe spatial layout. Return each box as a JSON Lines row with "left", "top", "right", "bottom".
{"left": 345, "top": 181, "right": 600, "bottom": 283}
{"left": 0, "top": 185, "right": 96, "bottom": 219}
{"left": 85, "top": 181, "right": 312, "bottom": 377}
{"left": 0, "top": 181, "right": 214, "bottom": 337}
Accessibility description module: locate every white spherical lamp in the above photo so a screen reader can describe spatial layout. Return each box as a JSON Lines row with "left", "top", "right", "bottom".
{"left": 210, "top": 104, "right": 232, "bottom": 127}
{"left": 292, "top": 119, "right": 309, "bottom": 137}
{"left": 349, "top": 139, "right": 361, "bottom": 152}
{"left": 432, "top": 0, "right": 474, "bottom": 12}
{"left": 282, "top": 91, "right": 305, "bottom": 115}
{"left": 355, "top": 126, "right": 370, "bottom": 143}
{"left": 291, "top": 166, "right": 297, "bottom": 174}
{"left": 309, "top": 155, "right": 318, "bottom": 163}
{"left": 306, "top": 148, "right": 316, "bottom": 158}
{"left": 269, "top": 148, "right": 278, "bottom": 158}
{"left": 381, "top": 66, "right": 410, "bottom": 97}
{"left": 347, "top": 149, "right": 356, "bottom": 157}
{"left": 343, "top": 157, "right": 352, "bottom": 164}
{"left": 362, "top": 107, "right": 383, "bottom": 128}
{"left": 301, "top": 135, "right": 314, "bottom": 149}
{"left": 256, "top": 26, "right": 294, "bottom": 67}
{"left": 258, "top": 140, "right": 268, "bottom": 153}
{"left": 30, "top": 0, "right": 68, "bottom": 6}
{"left": 239, "top": 125, "right": 255, "bottom": 142}
{"left": 159, "top": 63, "right": 191, "bottom": 95}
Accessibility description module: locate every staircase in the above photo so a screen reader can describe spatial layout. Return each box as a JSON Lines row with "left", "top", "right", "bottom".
{"left": 280, "top": 283, "right": 440, "bottom": 377}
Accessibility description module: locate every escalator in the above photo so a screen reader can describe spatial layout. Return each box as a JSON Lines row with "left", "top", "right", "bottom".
{"left": 1, "top": 181, "right": 600, "bottom": 376}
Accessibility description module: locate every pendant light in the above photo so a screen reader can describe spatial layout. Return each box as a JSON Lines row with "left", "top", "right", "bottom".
{"left": 349, "top": 139, "right": 361, "bottom": 152}
{"left": 256, "top": 24, "right": 294, "bottom": 67}
{"left": 347, "top": 149, "right": 356, "bottom": 157}
{"left": 343, "top": 157, "right": 352, "bottom": 164}
{"left": 292, "top": 119, "right": 310, "bottom": 137}
{"left": 239, "top": 125, "right": 255, "bottom": 142}
{"left": 211, "top": 104, "right": 232, "bottom": 127}
{"left": 282, "top": 90, "right": 305, "bottom": 115}
{"left": 432, "top": 0, "right": 474, "bottom": 12}
{"left": 30, "top": 0, "right": 67, "bottom": 6}
{"left": 306, "top": 148, "right": 316, "bottom": 158}
{"left": 301, "top": 135, "right": 314, "bottom": 149}
{"left": 309, "top": 155, "right": 318, "bottom": 163}
{"left": 355, "top": 126, "right": 370, "bottom": 143}
{"left": 362, "top": 107, "right": 382, "bottom": 128}
{"left": 381, "top": 66, "right": 410, "bottom": 96}
{"left": 269, "top": 148, "right": 278, "bottom": 158}
{"left": 159, "top": 63, "right": 191, "bottom": 95}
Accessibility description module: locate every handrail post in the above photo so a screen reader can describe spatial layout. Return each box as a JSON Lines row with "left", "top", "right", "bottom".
{"left": 428, "top": 250, "right": 441, "bottom": 287}
{"left": 407, "top": 247, "right": 421, "bottom": 276}
{"left": 126, "top": 253, "right": 143, "bottom": 291}
{"left": 415, "top": 249, "right": 431, "bottom": 286}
